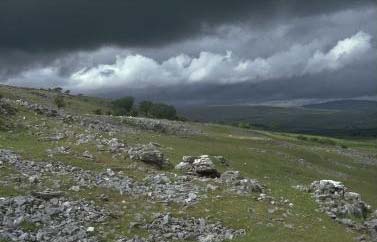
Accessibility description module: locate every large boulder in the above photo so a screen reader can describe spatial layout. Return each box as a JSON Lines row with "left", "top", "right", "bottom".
{"left": 175, "top": 155, "right": 220, "bottom": 178}
{"left": 128, "top": 143, "right": 169, "bottom": 167}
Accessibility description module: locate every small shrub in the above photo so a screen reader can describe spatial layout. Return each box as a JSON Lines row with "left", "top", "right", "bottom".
{"left": 238, "top": 121, "right": 251, "bottom": 129}
{"left": 317, "top": 138, "right": 336, "bottom": 145}
{"left": 93, "top": 109, "right": 102, "bottom": 115}
{"left": 54, "top": 95, "right": 65, "bottom": 108}
{"left": 297, "top": 135, "right": 308, "bottom": 141}
{"left": 20, "top": 220, "right": 40, "bottom": 232}
{"left": 305, "top": 136, "right": 337, "bottom": 145}
{"left": 129, "top": 109, "right": 139, "bottom": 117}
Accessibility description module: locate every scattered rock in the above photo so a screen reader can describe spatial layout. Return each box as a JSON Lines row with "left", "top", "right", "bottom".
{"left": 82, "top": 150, "right": 94, "bottom": 160}
{"left": 121, "top": 117, "right": 202, "bottom": 136}
{"left": 309, "top": 180, "right": 370, "bottom": 219}
{"left": 128, "top": 143, "right": 169, "bottom": 167}
{"left": 0, "top": 195, "right": 107, "bottom": 242}
{"left": 70, "top": 186, "right": 80, "bottom": 192}
{"left": 46, "top": 146, "right": 71, "bottom": 155}
{"left": 306, "top": 180, "right": 376, "bottom": 241}
{"left": 143, "top": 213, "right": 245, "bottom": 242}
{"left": 220, "top": 170, "right": 264, "bottom": 194}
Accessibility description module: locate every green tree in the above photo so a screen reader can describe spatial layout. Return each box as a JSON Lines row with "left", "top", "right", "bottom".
{"left": 149, "top": 103, "right": 177, "bottom": 120}
{"left": 54, "top": 95, "right": 65, "bottom": 108}
{"left": 112, "top": 96, "right": 134, "bottom": 115}
{"left": 139, "top": 101, "right": 153, "bottom": 116}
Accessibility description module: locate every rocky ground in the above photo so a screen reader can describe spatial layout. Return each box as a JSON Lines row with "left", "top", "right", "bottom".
{"left": 0, "top": 92, "right": 377, "bottom": 242}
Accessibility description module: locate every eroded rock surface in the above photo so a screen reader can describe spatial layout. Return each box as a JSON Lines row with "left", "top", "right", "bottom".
{"left": 128, "top": 143, "right": 169, "bottom": 167}
{"left": 309, "top": 180, "right": 370, "bottom": 219}
{"left": 175, "top": 155, "right": 220, "bottom": 178}
{"left": 118, "top": 213, "right": 245, "bottom": 242}
{"left": 305, "top": 180, "right": 377, "bottom": 241}
{"left": 0, "top": 195, "right": 107, "bottom": 242}
{"left": 220, "top": 170, "right": 264, "bottom": 194}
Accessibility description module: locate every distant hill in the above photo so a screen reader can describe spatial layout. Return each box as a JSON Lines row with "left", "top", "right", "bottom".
{"left": 303, "top": 100, "right": 377, "bottom": 111}
{"left": 180, "top": 102, "right": 377, "bottom": 137}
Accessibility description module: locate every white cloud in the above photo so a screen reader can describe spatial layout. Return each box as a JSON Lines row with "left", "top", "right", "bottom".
{"left": 5, "top": 32, "right": 372, "bottom": 92}
{"left": 68, "top": 31, "right": 372, "bottom": 90}
{"left": 304, "top": 31, "right": 372, "bottom": 74}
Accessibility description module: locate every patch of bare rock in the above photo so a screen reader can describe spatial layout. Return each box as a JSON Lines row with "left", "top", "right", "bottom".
{"left": 176, "top": 155, "right": 264, "bottom": 194}
{"left": 300, "top": 180, "right": 377, "bottom": 241}
{"left": 0, "top": 194, "right": 108, "bottom": 242}
{"left": 121, "top": 116, "right": 202, "bottom": 136}
{"left": 0, "top": 149, "right": 203, "bottom": 205}
{"left": 117, "top": 213, "right": 245, "bottom": 242}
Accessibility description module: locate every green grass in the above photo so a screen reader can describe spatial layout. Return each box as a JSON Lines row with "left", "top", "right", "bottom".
{"left": 1, "top": 85, "right": 376, "bottom": 242}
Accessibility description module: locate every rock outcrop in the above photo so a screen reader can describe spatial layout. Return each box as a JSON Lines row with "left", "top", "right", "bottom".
{"left": 128, "top": 143, "right": 169, "bottom": 167}
{"left": 175, "top": 155, "right": 220, "bottom": 178}
{"left": 309, "top": 180, "right": 370, "bottom": 219}
{"left": 305, "top": 180, "right": 377, "bottom": 241}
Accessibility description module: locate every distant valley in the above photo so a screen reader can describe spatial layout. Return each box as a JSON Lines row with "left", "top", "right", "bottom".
{"left": 180, "top": 100, "right": 377, "bottom": 137}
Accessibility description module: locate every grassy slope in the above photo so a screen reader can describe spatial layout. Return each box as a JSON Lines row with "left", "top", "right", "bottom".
{"left": 1, "top": 84, "right": 376, "bottom": 242}
{"left": 0, "top": 84, "right": 112, "bottom": 115}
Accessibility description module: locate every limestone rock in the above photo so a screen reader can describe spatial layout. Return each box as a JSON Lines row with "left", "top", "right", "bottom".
{"left": 128, "top": 143, "right": 169, "bottom": 167}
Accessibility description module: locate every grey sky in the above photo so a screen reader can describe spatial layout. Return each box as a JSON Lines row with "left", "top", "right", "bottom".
{"left": 0, "top": 0, "right": 376, "bottom": 105}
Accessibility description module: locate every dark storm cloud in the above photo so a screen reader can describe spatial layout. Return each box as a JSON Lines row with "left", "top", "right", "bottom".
{"left": 0, "top": 0, "right": 375, "bottom": 52}
{"left": 1, "top": 0, "right": 376, "bottom": 106}
{"left": 88, "top": 59, "right": 377, "bottom": 107}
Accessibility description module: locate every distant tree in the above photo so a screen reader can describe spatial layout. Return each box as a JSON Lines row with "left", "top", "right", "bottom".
{"left": 54, "top": 95, "right": 65, "bottom": 108}
{"left": 139, "top": 101, "right": 153, "bottom": 116}
{"left": 64, "top": 90, "right": 71, "bottom": 95}
{"left": 238, "top": 121, "right": 251, "bottom": 129}
{"left": 112, "top": 96, "right": 134, "bottom": 115}
{"left": 149, "top": 103, "right": 177, "bottom": 120}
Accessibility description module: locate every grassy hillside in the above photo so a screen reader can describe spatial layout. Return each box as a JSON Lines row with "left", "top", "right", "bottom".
{"left": 1, "top": 84, "right": 377, "bottom": 242}
{"left": 0, "top": 84, "right": 113, "bottom": 115}
{"left": 180, "top": 104, "right": 377, "bottom": 137}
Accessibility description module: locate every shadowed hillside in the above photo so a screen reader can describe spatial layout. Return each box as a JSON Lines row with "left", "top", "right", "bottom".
{"left": 180, "top": 102, "right": 377, "bottom": 137}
